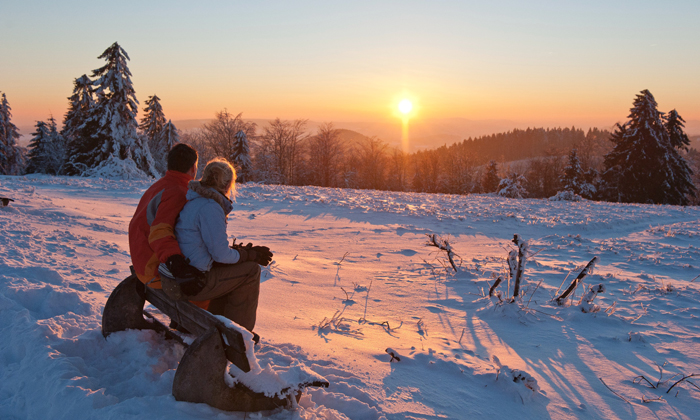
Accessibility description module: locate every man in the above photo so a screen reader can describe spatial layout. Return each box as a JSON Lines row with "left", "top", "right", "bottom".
{"left": 128, "top": 143, "right": 206, "bottom": 305}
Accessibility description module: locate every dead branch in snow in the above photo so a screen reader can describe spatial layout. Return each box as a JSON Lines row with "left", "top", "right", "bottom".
{"left": 556, "top": 257, "right": 599, "bottom": 305}
{"left": 599, "top": 377, "right": 631, "bottom": 404}
{"left": 510, "top": 234, "right": 528, "bottom": 301}
{"left": 634, "top": 375, "right": 657, "bottom": 389}
{"left": 604, "top": 301, "right": 618, "bottom": 316}
{"left": 334, "top": 252, "right": 349, "bottom": 284}
{"left": 666, "top": 374, "right": 700, "bottom": 394}
{"left": 426, "top": 233, "right": 459, "bottom": 271}
{"left": 489, "top": 277, "right": 503, "bottom": 297}
{"left": 630, "top": 303, "right": 648, "bottom": 324}
{"left": 525, "top": 279, "right": 544, "bottom": 309}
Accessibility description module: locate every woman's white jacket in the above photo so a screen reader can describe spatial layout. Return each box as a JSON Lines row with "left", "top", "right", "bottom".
{"left": 174, "top": 181, "right": 241, "bottom": 272}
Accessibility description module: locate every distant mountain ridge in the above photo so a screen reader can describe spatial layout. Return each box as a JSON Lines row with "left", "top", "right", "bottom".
{"left": 17, "top": 118, "right": 700, "bottom": 151}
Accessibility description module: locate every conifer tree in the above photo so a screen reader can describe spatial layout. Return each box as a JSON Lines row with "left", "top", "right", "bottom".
{"left": 498, "top": 172, "right": 527, "bottom": 199}
{"left": 27, "top": 117, "right": 67, "bottom": 175}
{"left": 665, "top": 109, "right": 691, "bottom": 151}
{"left": 62, "top": 75, "right": 94, "bottom": 141}
{"left": 140, "top": 94, "right": 166, "bottom": 153}
{"left": 154, "top": 119, "right": 180, "bottom": 173}
{"left": 561, "top": 149, "right": 582, "bottom": 192}
{"left": 232, "top": 130, "right": 252, "bottom": 183}
{"left": 66, "top": 42, "right": 157, "bottom": 177}
{"left": 482, "top": 160, "right": 500, "bottom": 193}
{"left": 0, "top": 92, "right": 23, "bottom": 175}
{"left": 601, "top": 90, "right": 695, "bottom": 205}
{"left": 26, "top": 120, "right": 50, "bottom": 174}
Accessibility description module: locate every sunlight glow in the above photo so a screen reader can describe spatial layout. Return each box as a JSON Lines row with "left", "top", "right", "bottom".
{"left": 399, "top": 99, "right": 413, "bottom": 114}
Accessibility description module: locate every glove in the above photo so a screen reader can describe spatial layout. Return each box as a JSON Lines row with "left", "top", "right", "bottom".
{"left": 236, "top": 244, "right": 273, "bottom": 266}
{"left": 165, "top": 254, "right": 205, "bottom": 296}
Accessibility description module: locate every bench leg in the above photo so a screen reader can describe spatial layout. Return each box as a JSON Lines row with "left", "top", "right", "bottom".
{"left": 102, "top": 275, "right": 154, "bottom": 337}
{"left": 173, "top": 327, "right": 297, "bottom": 412}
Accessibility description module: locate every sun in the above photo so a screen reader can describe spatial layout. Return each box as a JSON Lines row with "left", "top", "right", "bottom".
{"left": 398, "top": 99, "right": 413, "bottom": 115}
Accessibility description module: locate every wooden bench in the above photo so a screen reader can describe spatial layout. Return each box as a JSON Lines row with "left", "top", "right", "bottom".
{"left": 102, "top": 268, "right": 328, "bottom": 411}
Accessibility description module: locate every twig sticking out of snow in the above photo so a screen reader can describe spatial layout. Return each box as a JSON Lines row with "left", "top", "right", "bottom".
{"left": 525, "top": 279, "right": 544, "bottom": 309}
{"left": 334, "top": 252, "right": 349, "bottom": 284}
{"left": 666, "top": 373, "right": 700, "bottom": 394}
{"left": 556, "top": 257, "right": 599, "bottom": 305}
{"left": 489, "top": 277, "right": 503, "bottom": 297}
{"left": 426, "top": 234, "right": 458, "bottom": 272}
{"left": 580, "top": 284, "right": 605, "bottom": 313}
{"left": 604, "top": 301, "right": 618, "bottom": 316}
{"left": 386, "top": 348, "right": 401, "bottom": 362}
{"left": 599, "top": 377, "right": 631, "bottom": 404}
{"left": 510, "top": 234, "right": 528, "bottom": 302}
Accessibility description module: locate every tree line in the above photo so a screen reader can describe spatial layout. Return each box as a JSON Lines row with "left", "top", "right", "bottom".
{"left": 1, "top": 42, "right": 696, "bottom": 206}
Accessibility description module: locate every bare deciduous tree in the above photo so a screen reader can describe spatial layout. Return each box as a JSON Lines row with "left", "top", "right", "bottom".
{"left": 203, "top": 109, "right": 257, "bottom": 166}
{"left": 180, "top": 128, "right": 214, "bottom": 178}
{"left": 258, "top": 118, "right": 308, "bottom": 185}
{"left": 356, "top": 136, "right": 388, "bottom": 190}
{"left": 308, "top": 122, "right": 344, "bottom": 187}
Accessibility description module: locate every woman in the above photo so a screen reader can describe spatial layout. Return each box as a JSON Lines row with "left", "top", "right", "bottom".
{"left": 167, "top": 158, "right": 272, "bottom": 332}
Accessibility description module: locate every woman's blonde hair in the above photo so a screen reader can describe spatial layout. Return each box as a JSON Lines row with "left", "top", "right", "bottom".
{"left": 200, "top": 158, "right": 237, "bottom": 198}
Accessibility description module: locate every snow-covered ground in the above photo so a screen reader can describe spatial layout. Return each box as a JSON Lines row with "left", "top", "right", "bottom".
{"left": 2, "top": 174, "right": 700, "bottom": 419}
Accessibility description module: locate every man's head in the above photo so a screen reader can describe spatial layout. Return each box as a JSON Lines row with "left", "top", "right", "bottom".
{"left": 167, "top": 144, "right": 198, "bottom": 175}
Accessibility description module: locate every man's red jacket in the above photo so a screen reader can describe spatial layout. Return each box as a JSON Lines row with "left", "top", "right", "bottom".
{"left": 129, "top": 170, "right": 192, "bottom": 288}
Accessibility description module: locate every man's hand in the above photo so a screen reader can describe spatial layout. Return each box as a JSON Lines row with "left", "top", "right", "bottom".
{"left": 165, "top": 254, "right": 205, "bottom": 296}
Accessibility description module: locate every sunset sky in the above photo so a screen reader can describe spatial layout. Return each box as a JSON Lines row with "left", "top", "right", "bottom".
{"left": 2, "top": 0, "right": 699, "bottom": 138}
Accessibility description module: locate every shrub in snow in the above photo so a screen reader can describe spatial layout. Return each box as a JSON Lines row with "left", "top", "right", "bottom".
{"left": 549, "top": 190, "right": 582, "bottom": 202}
{"left": 580, "top": 283, "right": 605, "bottom": 313}
{"left": 498, "top": 172, "right": 527, "bottom": 199}
{"left": 493, "top": 355, "right": 541, "bottom": 402}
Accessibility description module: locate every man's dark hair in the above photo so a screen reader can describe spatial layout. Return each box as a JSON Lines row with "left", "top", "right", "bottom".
{"left": 167, "top": 143, "right": 198, "bottom": 173}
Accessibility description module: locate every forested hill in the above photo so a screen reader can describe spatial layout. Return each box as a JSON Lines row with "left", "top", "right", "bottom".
{"left": 453, "top": 127, "right": 611, "bottom": 165}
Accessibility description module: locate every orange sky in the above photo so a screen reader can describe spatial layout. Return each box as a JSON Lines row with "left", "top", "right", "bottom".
{"left": 3, "top": 1, "right": 699, "bottom": 141}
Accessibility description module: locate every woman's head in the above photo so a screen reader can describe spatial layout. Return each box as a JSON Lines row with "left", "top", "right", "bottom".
{"left": 200, "top": 158, "right": 237, "bottom": 198}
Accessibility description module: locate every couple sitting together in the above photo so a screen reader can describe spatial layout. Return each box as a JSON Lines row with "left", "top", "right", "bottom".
{"left": 128, "top": 144, "right": 271, "bottom": 332}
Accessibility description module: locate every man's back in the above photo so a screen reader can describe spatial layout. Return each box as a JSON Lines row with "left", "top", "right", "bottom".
{"left": 129, "top": 170, "right": 191, "bottom": 287}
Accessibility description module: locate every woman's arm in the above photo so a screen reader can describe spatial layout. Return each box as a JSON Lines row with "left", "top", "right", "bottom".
{"left": 198, "top": 202, "right": 241, "bottom": 264}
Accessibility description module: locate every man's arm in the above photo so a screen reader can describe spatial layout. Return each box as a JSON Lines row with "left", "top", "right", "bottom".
{"left": 148, "top": 186, "right": 187, "bottom": 262}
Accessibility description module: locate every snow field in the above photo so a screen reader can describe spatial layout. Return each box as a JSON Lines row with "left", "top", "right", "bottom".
{"left": 1, "top": 174, "right": 700, "bottom": 419}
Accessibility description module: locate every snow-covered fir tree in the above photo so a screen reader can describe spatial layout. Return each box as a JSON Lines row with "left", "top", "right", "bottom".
{"left": 561, "top": 149, "right": 583, "bottom": 191}
{"left": 27, "top": 117, "right": 67, "bottom": 175}
{"left": 601, "top": 90, "right": 695, "bottom": 205}
{"left": 155, "top": 119, "right": 180, "bottom": 174}
{"left": 498, "top": 172, "right": 527, "bottom": 199}
{"left": 665, "top": 109, "right": 691, "bottom": 151}
{"left": 139, "top": 95, "right": 167, "bottom": 173}
{"left": 560, "top": 148, "right": 595, "bottom": 198}
{"left": 65, "top": 42, "right": 158, "bottom": 178}
{"left": 482, "top": 160, "right": 500, "bottom": 193}
{"left": 62, "top": 75, "right": 93, "bottom": 142}
{"left": 232, "top": 130, "right": 252, "bottom": 183}
{"left": 0, "top": 92, "right": 24, "bottom": 175}
{"left": 139, "top": 95, "right": 166, "bottom": 141}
